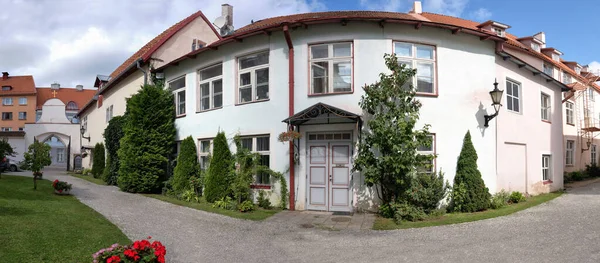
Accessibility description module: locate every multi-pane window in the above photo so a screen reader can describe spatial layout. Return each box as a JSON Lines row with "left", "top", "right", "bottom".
{"left": 566, "top": 140, "right": 574, "bottom": 166}
{"left": 198, "top": 139, "right": 212, "bottom": 170}
{"left": 394, "top": 42, "right": 436, "bottom": 94}
{"left": 543, "top": 63, "right": 553, "bottom": 76}
{"left": 506, "top": 79, "right": 520, "bottom": 113}
{"left": 168, "top": 77, "right": 186, "bottom": 116}
{"left": 542, "top": 155, "right": 551, "bottom": 181}
{"left": 1, "top": 127, "right": 12, "bottom": 131}
{"left": 563, "top": 73, "right": 572, "bottom": 84}
{"left": 198, "top": 64, "right": 223, "bottom": 111}
{"left": 589, "top": 88, "right": 595, "bottom": 101}
{"left": 2, "top": 86, "right": 10, "bottom": 91}
{"left": 82, "top": 116, "right": 88, "bottom": 132}
{"left": 2, "top": 98, "right": 12, "bottom": 105}
{"left": 566, "top": 102, "right": 574, "bottom": 125}
{"left": 310, "top": 42, "right": 353, "bottom": 94}
{"left": 541, "top": 93, "right": 550, "bottom": 121}
{"left": 105, "top": 105, "right": 113, "bottom": 123}
{"left": 66, "top": 101, "right": 78, "bottom": 110}
{"left": 18, "top": 112, "right": 26, "bottom": 120}
{"left": 531, "top": 42, "right": 540, "bottom": 52}
{"left": 417, "top": 134, "right": 435, "bottom": 173}
{"left": 240, "top": 135, "right": 271, "bottom": 184}
{"left": 18, "top": 127, "right": 24, "bottom": 131}
{"left": 18, "top": 97, "right": 27, "bottom": 105}
{"left": 592, "top": 145, "right": 597, "bottom": 165}
{"left": 238, "top": 51, "right": 269, "bottom": 103}
{"left": 552, "top": 54, "right": 560, "bottom": 61}
{"left": 576, "top": 67, "right": 582, "bottom": 75}
{"left": 2, "top": 112, "right": 12, "bottom": 120}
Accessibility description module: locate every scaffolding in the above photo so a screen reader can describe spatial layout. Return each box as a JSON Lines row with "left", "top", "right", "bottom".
{"left": 573, "top": 69, "right": 600, "bottom": 153}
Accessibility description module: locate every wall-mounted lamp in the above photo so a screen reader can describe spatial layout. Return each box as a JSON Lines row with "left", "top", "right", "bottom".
{"left": 484, "top": 79, "right": 504, "bottom": 127}
{"left": 80, "top": 125, "right": 90, "bottom": 141}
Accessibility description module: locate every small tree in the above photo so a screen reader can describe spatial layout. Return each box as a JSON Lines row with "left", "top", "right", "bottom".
{"left": 92, "top": 143, "right": 105, "bottom": 178}
{"left": 118, "top": 83, "right": 176, "bottom": 193}
{"left": 103, "top": 116, "right": 126, "bottom": 185}
{"left": 451, "top": 131, "right": 491, "bottom": 212}
{"left": 353, "top": 54, "right": 433, "bottom": 205}
{"left": 172, "top": 136, "right": 200, "bottom": 194}
{"left": 23, "top": 139, "right": 52, "bottom": 190}
{"left": 204, "top": 131, "right": 234, "bottom": 203}
{"left": 0, "top": 138, "right": 15, "bottom": 179}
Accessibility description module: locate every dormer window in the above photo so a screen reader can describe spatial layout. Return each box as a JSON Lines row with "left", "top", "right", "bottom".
{"left": 493, "top": 27, "right": 504, "bottom": 37}
{"left": 543, "top": 63, "right": 553, "bottom": 76}
{"left": 552, "top": 54, "right": 559, "bottom": 61}
{"left": 531, "top": 42, "right": 540, "bottom": 52}
{"left": 576, "top": 67, "right": 582, "bottom": 75}
{"left": 1, "top": 86, "right": 11, "bottom": 91}
{"left": 476, "top": 20, "right": 510, "bottom": 38}
{"left": 563, "top": 73, "right": 572, "bottom": 84}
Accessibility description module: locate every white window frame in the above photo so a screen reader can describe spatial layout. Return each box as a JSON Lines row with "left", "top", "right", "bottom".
{"left": 566, "top": 140, "right": 574, "bottom": 166}
{"left": 506, "top": 79, "right": 521, "bottom": 113}
{"left": 168, "top": 77, "right": 186, "bottom": 116}
{"left": 566, "top": 102, "right": 574, "bottom": 125}
{"left": 198, "top": 139, "right": 213, "bottom": 170}
{"left": 541, "top": 93, "right": 550, "bottom": 121}
{"left": 197, "top": 64, "right": 223, "bottom": 112}
{"left": 239, "top": 135, "right": 271, "bottom": 185}
{"left": 309, "top": 42, "right": 354, "bottom": 95}
{"left": 105, "top": 105, "right": 113, "bottom": 123}
{"left": 563, "top": 73, "right": 572, "bottom": 84}
{"left": 394, "top": 41, "right": 437, "bottom": 94}
{"left": 2, "top": 112, "right": 12, "bottom": 120}
{"left": 542, "top": 154, "right": 551, "bottom": 181}
{"left": 417, "top": 134, "right": 436, "bottom": 173}
{"left": 493, "top": 27, "right": 504, "bottom": 37}
{"left": 589, "top": 88, "right": 595, "bottom": 101}
{"left": 82, "top": 116, "right": 88, "bottom": 132}
{"left": 18, "top": 111, "right": 26, "bottom": 120}
{"left": 2, "top": 98, "right": 13, "bottom": 106}
{"left": 592, "top": 145, "right": 597, "bottom": 165}
{"left": 532, "top": 42, "right": 540, "bottom": 52}
{"left": 543, "top": 63, "right": 553, "bottom": 76}
{"left": 552, "top": 53, "right": 559, "bottom": 61}
{"left": 1, "top": 127, "right": 12, "bottom": 131}
{"left": 18, "top": 97, "right": 27, "bottom": 105}
{"left": 237, "top": 51, "right": 270, "bottom": 104}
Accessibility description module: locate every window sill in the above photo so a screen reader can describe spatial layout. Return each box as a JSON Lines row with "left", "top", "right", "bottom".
{"left": 308, "top": 91, "right": 353, "bottom": 97}
{"left": 236, "top": 99, "right": 270, "bottom": 106}
{"left": 175, "top": 114, "right": 187, "bottom": 119}
{"left": 250, "top": 184, "right": 271, "bottom": 190}
{"left": 567, "top": 123, "right": 575, "bottom": 126}
{"left": 542, "top": 119, "right": 551, "bottom": 124}
{"left": 196, "top": 107, "right": 223, "bottom": 114}
{"left": 566, "top": 164, "right": 574, "bottom": 167}
{"left": 543, "top": 180, "right": 553, "bottom": 185}
{"left": 415, "top": 92, "right": 438, "bottom": 97}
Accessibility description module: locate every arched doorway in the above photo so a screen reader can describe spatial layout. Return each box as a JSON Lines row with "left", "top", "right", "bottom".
{"left": 44, "top": 135, "right": 67, "bottom": 167}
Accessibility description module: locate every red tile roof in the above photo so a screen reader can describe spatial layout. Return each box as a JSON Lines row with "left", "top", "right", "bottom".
{"left": 36, "top": 88, "right": 97, "bottom": 110}
{"left": 0, "top": 75, "right": 36, "bottom": 96}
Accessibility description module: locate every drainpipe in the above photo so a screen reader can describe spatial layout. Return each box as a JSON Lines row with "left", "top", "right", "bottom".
{"left": 136, "top": 59, "right": 148, "bottom": 86}
{"left": 283, "top": 25, "right": 295, "bottom": 210}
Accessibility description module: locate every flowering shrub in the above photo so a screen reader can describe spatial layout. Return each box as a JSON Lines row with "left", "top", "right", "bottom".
{"left": 93, "top": 237, "right": 166, "bottom": 263}
{"left": 277, "top": 130, "right": 301, "bottom": 142}
{"left": 52, "top": 179, "right": 72, "bottom": 193}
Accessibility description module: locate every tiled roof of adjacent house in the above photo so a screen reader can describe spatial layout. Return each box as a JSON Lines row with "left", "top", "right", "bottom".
{"left": 0, "top": 75, "right": 36, "bottom": 96}
{"left": 36, "top": 88, "right": 97, "bottom": 110}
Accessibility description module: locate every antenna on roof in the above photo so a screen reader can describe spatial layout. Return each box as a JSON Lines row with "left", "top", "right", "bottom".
{"left": 213, "top": 4, "right": 235, "bottom": 36}
{"left": 213, "top": 16, "right": 226, "bottom": 29}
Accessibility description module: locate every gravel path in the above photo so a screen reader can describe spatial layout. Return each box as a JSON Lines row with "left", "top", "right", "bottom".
{"left": 19, "top": 169, "right": 600, "bottom": 263}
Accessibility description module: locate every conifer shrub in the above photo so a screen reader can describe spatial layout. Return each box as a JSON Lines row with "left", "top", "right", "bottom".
{"left": 103, "top": 116, "right": 126, "bottom": 185}
{"left": 117, "top": 83, "right": 176, "bottom": 193}
{"left": 92, "top": 143, "right": 105, "bottom": 179}
{"left": 203, "top": 132, "right": 234, "bottom": 203}
{"left": 450, "top": 131, "right": 491, "bottom": 212}
{"left": 407, "top": 171, "right": 450, "bottom": 214}
{"left": 172, "top": 136, "right": 200, "bottom": 194}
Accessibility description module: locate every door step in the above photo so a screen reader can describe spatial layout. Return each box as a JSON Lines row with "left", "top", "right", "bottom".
{"left": 332, "top": 211, "right": 353, "bottom": 216}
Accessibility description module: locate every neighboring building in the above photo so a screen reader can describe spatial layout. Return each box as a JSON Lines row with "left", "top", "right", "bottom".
{"left": 0, "top": 72, "right": 37, "bottom": 132}
{"left": 155, "top": 2, "right": 568, "bottom": 211}
{"left": 77, "top": 9, "right": 221, "bottom": 169}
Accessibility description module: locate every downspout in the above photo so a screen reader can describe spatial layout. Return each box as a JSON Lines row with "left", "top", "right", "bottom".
{"left": 136, "top": 59, "right": 148, "bottom": 86}
{"left": 284, "top": 25, "right": 295, "bottom": 210}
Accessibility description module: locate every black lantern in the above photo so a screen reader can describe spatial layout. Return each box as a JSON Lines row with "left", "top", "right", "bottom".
{"left": 80, "top": 125, "right": 90, "bottom": 141}
{"left": 484, "top": 79, "right": 504, "bottom": 127}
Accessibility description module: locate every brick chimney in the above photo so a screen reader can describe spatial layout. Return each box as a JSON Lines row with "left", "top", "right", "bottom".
{"left": 222, "top": 4, "right": 233, "bottom": 28}
{"left": 2, "top": 72, "right": 8, "bottom": 80}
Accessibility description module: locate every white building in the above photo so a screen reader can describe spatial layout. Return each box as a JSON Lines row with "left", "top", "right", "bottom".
{"left": 156, "top": 2, "right": 568, "bottom": 212}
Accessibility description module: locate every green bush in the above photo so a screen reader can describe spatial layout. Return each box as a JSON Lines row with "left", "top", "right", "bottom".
{"left": 428, "top": 208, "right": 446, "bottom": 218}
{"left": 238, "top": 200, "right": 255, "bottom": 212}
{"left": 172, "top": 136, "right": 200, "bottom": 194}
{"left": 81, "top": 168, "right": 92, "bottom": 176}
{"left": 103, "top": 116, "right": 126, "bottom": 185}
{"left": 204, "top": 132, "right": 234, "bottom": 203}
{"left": 91, "top": 143, "right": 105, "bottom": 179}
{"left": 393, "top": 202, "right": 426, "bottom": 223}
{"left": 509, "top": 191, "right": 526, "bottom": 204}
{"left": 181, "top": 189, "right": 200, "bottom": 203}
{"left": 257, "top": 190, "right": 271, "bottom": 209}
{"left": 490, "top": 190, "right": 510, "bottom": 209}
{"left": 586, "top": 164, "right": 600, "bottom": 178}
{"left": 117, "top": 83, "right": 176, "bottom": 193}
{"left": 378, "top": 203, "right": 395, "bottom": 218}
{"left": 212, "top": 196, "right": 235, "bottom": 210}
{"left": 450, "top": 131, "right": 491, "bottom": 212}
{"left": 407, "top": 171, "right": 450, "bottom": 213}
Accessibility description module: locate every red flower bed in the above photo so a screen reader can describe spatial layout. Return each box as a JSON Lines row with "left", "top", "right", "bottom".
{"left": 93, "top": 237, "right": 166, "bottom": 263}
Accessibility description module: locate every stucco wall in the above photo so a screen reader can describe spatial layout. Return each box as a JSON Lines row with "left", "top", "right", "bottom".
{"left": 0, "top": 94, "right": 36, "bottom": 130}
{"left": 495, "top": 56, "right": 564, "bottom": 194}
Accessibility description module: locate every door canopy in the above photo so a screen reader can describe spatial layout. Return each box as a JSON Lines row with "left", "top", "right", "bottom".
{"left": 282, "top": 103, "right": 362, "bottom": 126}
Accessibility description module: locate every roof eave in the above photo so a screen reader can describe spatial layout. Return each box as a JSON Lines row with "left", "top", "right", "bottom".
{"left": 497, "top": 50, "right": 570, "bottom": 92}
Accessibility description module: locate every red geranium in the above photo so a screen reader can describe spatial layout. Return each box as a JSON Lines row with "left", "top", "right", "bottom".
{"left": 106, "top": 255, "right": 121, "bottom": 263}
{"left": 124, "top": 249, "right": 140, "bottom": 261}
{"left": 133, "top": 239, "right": 151, "bottom": 250}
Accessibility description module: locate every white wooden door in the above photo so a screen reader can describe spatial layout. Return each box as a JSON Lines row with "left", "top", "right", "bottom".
{"left": 306, "top": 143, "right": 352, "bottom": 212}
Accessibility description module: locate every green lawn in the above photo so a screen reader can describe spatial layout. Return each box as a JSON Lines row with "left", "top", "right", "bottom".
{"left": 69, "top": 172, "right": 106, "bottom": 185}
{"left": 145, "top": 194, "right": 281, "bottom": 221}
{"left": 0, "top": 175, "right": 130, "bottom": 262}
{"left": 373, "top": 192, "right": 563, "bottom": 230}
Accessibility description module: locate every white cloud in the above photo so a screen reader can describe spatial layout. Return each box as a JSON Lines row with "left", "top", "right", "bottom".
{"left": 0, "top": 0, "right": 327, "bottom": 87}
{"left": 587, "top": 61, "right": 600, "bottom": 75}
{"left": 423, "top": 0, "right": 469, "bottom": 17}
{"left": 471, "top": 7, "right": 492, "bottom": 21}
